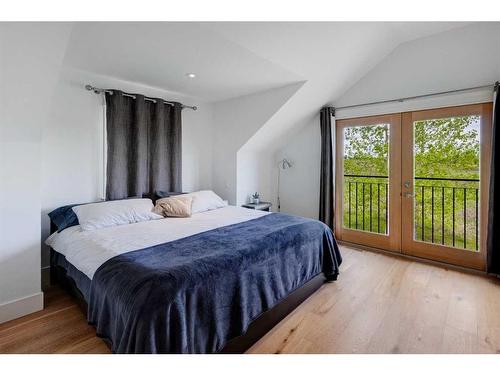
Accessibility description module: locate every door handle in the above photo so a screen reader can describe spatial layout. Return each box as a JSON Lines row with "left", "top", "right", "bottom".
{"left": 403, "top": 192, "right": 414, "bottom": 198}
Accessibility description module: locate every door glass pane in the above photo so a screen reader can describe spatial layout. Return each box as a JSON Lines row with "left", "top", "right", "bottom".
{"left": 343, "top": 124, "right": 390, "bottom": 234}
{"left": 413, "top": 115, "right": 480, "bottom": 251}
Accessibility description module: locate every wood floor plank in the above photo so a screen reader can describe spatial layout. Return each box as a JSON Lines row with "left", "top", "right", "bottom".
{"left": 445, "top": 270, "right": 480, "bottom": 335}
{"left": 364, "top": 261, "right": 432, "bottom": 353}
{"left": 441, "top": 325, "right": 493, "bottom": 354}
{"left": 476, "top": 276, "right": 500, "bottom": 353}
{"left": 1, "top": 245, "right": 499, "bottom": 354}
{"left": 397, "top": 266, "right": 454, "bottom": 353}
{"left": 57, "top": 336, "right": 110, "bottom": 354}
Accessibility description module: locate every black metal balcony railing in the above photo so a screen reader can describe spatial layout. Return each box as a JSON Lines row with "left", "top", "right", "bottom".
{"left": 343, "top": 175, "right": 480, "bottom": 251}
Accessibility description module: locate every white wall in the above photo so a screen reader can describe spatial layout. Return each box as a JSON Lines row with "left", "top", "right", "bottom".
{"left": 40, "top": 67, "right": 214, "bottom": 277}
{"left": 277, "top": 23, "right": 500, "bottom": 219}
{"left": 236, "top": 150, "right": 274, "bottom": 207}
{"left": 212, "top": 83, "right": 302, "bottom": 205}
{"left": 0, "top": 23, "right": 72, "bottom": 323}
{"left": 273, "top": 116, "right": 321, "bottom": 219}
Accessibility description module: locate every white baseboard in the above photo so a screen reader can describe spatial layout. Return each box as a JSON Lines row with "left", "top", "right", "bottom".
{"left": 0, "top": 292, "right": 44, "bottom": 324}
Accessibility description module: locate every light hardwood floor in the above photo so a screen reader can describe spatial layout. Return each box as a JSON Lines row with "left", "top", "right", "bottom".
{"left": 1, "top": 246, "right": 500, "bottom": 354}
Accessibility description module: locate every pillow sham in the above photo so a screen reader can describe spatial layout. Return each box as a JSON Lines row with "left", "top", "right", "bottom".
{"left": 183, "top": 190, "right": 227, "bottom": 214}
{"left": 154, "top": 195, "right": 193, "bottom": 218}
{"left": 72, "top": 198, "right": 162, "bottom": 231}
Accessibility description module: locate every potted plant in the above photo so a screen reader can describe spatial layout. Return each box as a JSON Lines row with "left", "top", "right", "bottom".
{"left": 252, "top": 192, "right": 260, "bottom": 205}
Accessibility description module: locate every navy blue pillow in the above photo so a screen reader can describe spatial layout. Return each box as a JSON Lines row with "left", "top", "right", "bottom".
{"left": 48, "top": 204, "right": 80, "bottom": 233}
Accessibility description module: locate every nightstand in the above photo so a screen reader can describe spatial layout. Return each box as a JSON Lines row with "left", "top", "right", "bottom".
{"left": 241, "top": 202, "right": 272, "bottom": 212}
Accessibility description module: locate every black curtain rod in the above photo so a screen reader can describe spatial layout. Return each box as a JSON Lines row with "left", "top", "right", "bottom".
{"left": 85, "top": 85, "right": 197, "bottom": 111}
{"left": 333, "top": 82, "right": 498, "bottom": 112}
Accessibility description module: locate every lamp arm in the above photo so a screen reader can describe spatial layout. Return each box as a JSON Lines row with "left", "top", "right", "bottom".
{"left": 277, "top": 167, "right": 281, "bottom": 212}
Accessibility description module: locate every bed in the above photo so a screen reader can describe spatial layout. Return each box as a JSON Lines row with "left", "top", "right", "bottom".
{"left": 47, "top": 204, "right": 342, "bottom": 354}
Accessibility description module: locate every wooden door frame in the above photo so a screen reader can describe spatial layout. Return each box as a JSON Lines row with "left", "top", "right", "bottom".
{"left": 335, "top": 113, "right": 402, "bottom": 253}
{"left": 400, "top": 103, "right": 492, "bottom": 271}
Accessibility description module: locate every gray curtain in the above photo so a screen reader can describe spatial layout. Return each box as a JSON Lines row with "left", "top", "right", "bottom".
{"left": 487, "top": 82, "right": 500, "bottom": 275}
{"left": 319, "top": 107, "right": 335, "bottom": 229}
{"left": 105, "top": 90, "right": 182, "bottom": 200}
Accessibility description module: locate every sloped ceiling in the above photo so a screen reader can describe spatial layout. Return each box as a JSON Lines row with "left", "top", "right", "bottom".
{"left": 336, "top": 22, "right": 500, "bottom": 108}
{"left": 63, "top": 22, "right": 468, "bottom": 104}
{"left": 62, "top": 22, "right": 470, "bottom": 153}
{"left": 206, "top": 22, "right": 469, "bottom": 152}
{"left": 203, "top": 22, "right": 469, "bottom": 80}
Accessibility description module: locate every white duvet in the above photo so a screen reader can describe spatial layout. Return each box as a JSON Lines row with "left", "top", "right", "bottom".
{"left": 46, "top": 205, "right": 269, "bottom": 280}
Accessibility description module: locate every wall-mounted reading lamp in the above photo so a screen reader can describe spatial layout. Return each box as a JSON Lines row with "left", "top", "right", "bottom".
{"left": 277, "top": 158, "right": 293, "bottom": 212}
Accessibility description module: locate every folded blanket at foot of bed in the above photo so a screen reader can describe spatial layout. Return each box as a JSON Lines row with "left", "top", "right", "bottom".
{"left": 88, "top": 212, "right": 342, "bottom": 353}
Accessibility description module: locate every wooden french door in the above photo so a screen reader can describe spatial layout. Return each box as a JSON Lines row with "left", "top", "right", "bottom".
{"left": 335, "top": 114, "right": 402, "bottom": 253}
{"left": 400, "top": 103, "right": 492, "bottom": 270}
{"left": 335, "top": 103, "right": 492, "bottom": 271}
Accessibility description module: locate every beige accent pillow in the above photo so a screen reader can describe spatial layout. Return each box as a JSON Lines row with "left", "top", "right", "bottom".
{"left": 153, "top": 195, "right": 193, "bottom": 218}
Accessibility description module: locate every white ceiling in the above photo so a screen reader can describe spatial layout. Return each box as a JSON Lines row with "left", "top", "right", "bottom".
{"left": 63, "top": 22, "right": 469, "bottom": 103}
{"left": 203, "top": 22, "right": 469, "bottom": 78}
{"left": 64, "top": 22, "right": 302, "bottom": 101}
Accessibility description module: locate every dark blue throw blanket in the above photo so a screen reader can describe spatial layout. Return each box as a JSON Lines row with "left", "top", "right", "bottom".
{"left": 88, "top": 213, "right": 341, "bottom": 353}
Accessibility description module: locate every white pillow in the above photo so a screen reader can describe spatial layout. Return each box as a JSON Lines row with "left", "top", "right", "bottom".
{"left": 72, "top": 198, "right": 162, "bottom": 231}
{"left": 183, "top": 190, "right": 227, "bottom": 214}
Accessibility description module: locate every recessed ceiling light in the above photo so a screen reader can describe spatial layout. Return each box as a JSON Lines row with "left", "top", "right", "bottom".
{"left": 186, "top": 73, "right": 196, "bottom": 78}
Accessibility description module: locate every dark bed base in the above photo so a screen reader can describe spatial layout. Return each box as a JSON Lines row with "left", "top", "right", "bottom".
{"left": 50, "top": 249, "right": 326, "bottom": 354}
{"left": 220, "top": 273, "right": 325, "bottom": 353}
